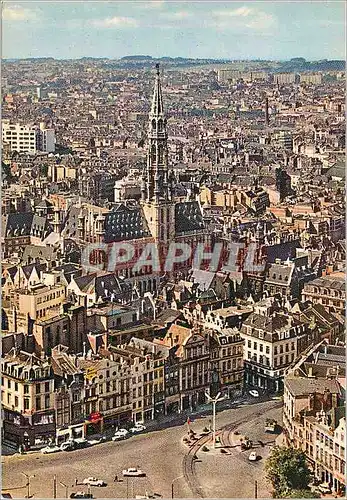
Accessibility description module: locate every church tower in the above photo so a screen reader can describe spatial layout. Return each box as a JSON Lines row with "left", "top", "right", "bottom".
{"left": 142, "top": 64, "right": 175, "bottom": 243}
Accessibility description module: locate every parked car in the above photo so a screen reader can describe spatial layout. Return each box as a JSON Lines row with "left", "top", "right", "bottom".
{"left": 123, "top": 468, "right": 146, "bottom": 477}
{"left": 41, "top": 445, "right": 61, "bottom": 454}
{"left": 249, "top": 390, "right": 259, "bottom": 398}
{"left": 83, "top": 477, "right": 107, "bottom": 487}
{"left": 248, "top": 452, "right": 258, "bottom": 461}
{"left": 70, "top": 492, "right": 93, "bottom": 498}
{"left": 112, "top": 431, "right": 129, "bottom": 441}
{"left": 60, "top": 441, "right": 76, "bottom": 452}
{"left": 130, "top": 424, "right": 146, "bottom": 433}
{"left": 74, "top": 438, "right": 89, "bottom": 449}
{"left": 116, "top": 428, "right": 129, "bottom": 437}
{"left": 87, "top": 436, "right": 106, "bottom": 446}
{"left": 318, "top": 483, "right": 332, "bottom": 494}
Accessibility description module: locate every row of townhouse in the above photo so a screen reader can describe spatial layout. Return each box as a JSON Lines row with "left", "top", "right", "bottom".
{"left": 1, "top": 325, "right": 244, "bottom": 449}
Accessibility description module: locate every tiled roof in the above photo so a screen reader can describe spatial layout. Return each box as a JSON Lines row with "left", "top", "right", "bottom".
{"left": 104, "top": 203, "right": 151, "bottom": 242}
{"left": 175, "top": 201, "right": 204, "bottom": 234}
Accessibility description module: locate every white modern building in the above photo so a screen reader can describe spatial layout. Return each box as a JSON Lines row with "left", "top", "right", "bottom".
{"left": 2, "top": 121, "right": 55, "bottom": 153}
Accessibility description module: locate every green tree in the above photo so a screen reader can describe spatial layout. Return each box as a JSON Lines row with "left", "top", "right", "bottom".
{"left": 265, "top": 446, "right": 312, "bottom": 498}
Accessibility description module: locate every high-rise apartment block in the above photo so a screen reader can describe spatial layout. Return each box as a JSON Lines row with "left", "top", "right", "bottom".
{"left": 2, "top": 121, "right": 55, "bottom": 153}
{"left": 274, "top": 73, "right": 297, "bottom": 85}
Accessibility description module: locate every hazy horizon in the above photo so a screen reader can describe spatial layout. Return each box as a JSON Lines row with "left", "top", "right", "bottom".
{"left": 2, "top": 1, "right": 345, "bottom": 60}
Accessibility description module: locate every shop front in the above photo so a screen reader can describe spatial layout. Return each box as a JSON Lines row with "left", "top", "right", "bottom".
{"left": 56, "top": 422, "right": 85, "bottom": 445}
{"left": 3, "top": 409, "right": 56, "bottom": 449}
{"left": 85, "top": 412, "right": 103, "bottom": 436}
{"left": 103, "top": 409, "right": 132, "bottom": 430}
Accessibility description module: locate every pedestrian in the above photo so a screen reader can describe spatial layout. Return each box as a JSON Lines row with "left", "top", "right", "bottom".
{"left": 114, "top": 475, "right": 118, "bottom": 482}
{"left": 75, "top": 478, "right": 78, "bottom": 486}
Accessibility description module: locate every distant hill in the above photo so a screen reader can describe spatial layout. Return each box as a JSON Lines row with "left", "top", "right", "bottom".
{"left": 121, "top": 55, "right": 153, "bottom": 61}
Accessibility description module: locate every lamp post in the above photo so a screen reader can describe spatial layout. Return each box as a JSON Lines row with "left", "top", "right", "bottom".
{"left": 21, "top": 472, "right": 35, "bottom": 499}
{"left": 171, "top": 475, "right": 184, "bottom": 499}
{"left": 204, "top": 391, "right": 227, "bottom": 448}
{"left": 59, "top": 481, "right": 69, "bottom": 499}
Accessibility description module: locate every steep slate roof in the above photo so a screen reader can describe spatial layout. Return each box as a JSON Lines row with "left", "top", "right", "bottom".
{"left": 104, "top": 203, "right": 151, "bottom": 242}
{"left": 265, "top": 262, "right": 294, "bottom": 285}
{"left": 190, "top": 269, "right": 215, "bottom": 291}
{"left": 73, "top": 272, "right": 132, "bottom": 302}
{"left": 3, "top": 213, "right": 53, "bottom": 240}
{"left": 242, "top": 312, "right": 303, "bottom": 341}
{"left": 62, "top": 206, "right": 80, "bottom": 239}
{"left": 175, "top": 201, "right": 204, "bottom": 234}
{"left": 265, "top": 240, "right": 302, "bottom": 263}
{"left": 21, "top": 263, "right": 46, "bottom": 279}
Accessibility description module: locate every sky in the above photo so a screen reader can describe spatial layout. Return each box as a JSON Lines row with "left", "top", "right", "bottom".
{"left": 2, "top": 1, "right": 346, "bottom": 60}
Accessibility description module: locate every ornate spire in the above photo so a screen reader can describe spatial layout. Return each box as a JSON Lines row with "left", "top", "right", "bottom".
{"left": 144, "top": 63, "right": 169, "bottom": 202}
{"left": 150, "top": 63, "right": 164, "bottom": 118}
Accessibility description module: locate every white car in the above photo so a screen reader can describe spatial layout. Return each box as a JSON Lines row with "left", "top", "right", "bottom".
{"left": 87, "top": 436, "right": 106, "bottom": 446}
{"left": 82, "top": 477, "right": 107, "bottom": 487}
{"left": 249, "top": 390, "right": 260, "bottom": 398}
{"left": 116, "top": 428, "right": 129, "bottom": 436}
{"left": 41, "top": 445, "right": 61, "bottom": 454}
{"left": 130, "top": 424, "right": 146, "bottom": 433}
{"left": 123, "top": 468, "right": 146, "bottom": 477}
{"left": 112, "top": 430, "right": 129, "bottom": 441}
{"left": 248, "top": 452, "right": 257, "bottom": 461}
{"left": 60, "top": 440, "right": 76, "bottom": 451}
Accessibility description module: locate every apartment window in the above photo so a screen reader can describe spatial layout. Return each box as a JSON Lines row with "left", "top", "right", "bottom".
{"left": 259, "top": 344, "right": 263, "bottom": 352}
{"left": 7, "top": 393, "right": 11, "bottom": 404}
{"left": 36, "top": 384, "right": 41, "bottom": 394}
{"left": 24, "top": 398, "right": 30, "bottom": 410}
{"left": 14, "top": 396, "right": 18, "bottom": 407}
{"left": 253, "top": 342, "right": 257, "bottom": 350}
{"left": 36, "top": 396, "right": 41, "bottom": 410}
{"left": 265, "top": 346, "right": 270, "bottom": 354}
{"left": 45, "top": 382, "right": 50, "bottom": 393}
{"left": 7, "top": 380, "right": 11, "bottom": 389}
{"left": 14, "top": 382, "right": 18, "bottom": 391}
{"left": 45, "top": 395, "right": 50, "bottom": 408}
{"left": 24, "top": 385, "right": 29, "bottom": 394}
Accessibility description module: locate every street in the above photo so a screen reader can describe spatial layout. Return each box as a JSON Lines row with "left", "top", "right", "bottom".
{"left": 2, "top": 399, "right": 282, "bottom": 499}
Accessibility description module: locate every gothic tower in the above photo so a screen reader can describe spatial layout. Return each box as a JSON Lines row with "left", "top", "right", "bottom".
{"left": 142, "top": 64, "right": 175, "bottom": 244}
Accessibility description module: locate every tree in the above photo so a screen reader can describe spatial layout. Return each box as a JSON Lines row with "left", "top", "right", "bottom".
{"left": 287, "top": 489, "right": 320, "bottom": 498}
{"left": 265, "top": 446, "right": 312, "bottom": 498}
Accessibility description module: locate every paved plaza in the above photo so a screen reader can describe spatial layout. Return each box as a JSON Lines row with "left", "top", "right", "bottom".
{"left": 2, "top": 399, "right": 282, "bottom": 499}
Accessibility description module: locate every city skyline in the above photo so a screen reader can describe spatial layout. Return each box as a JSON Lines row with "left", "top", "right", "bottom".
{"left": 2, "top": 1, "right": 346, "bottom": 60}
